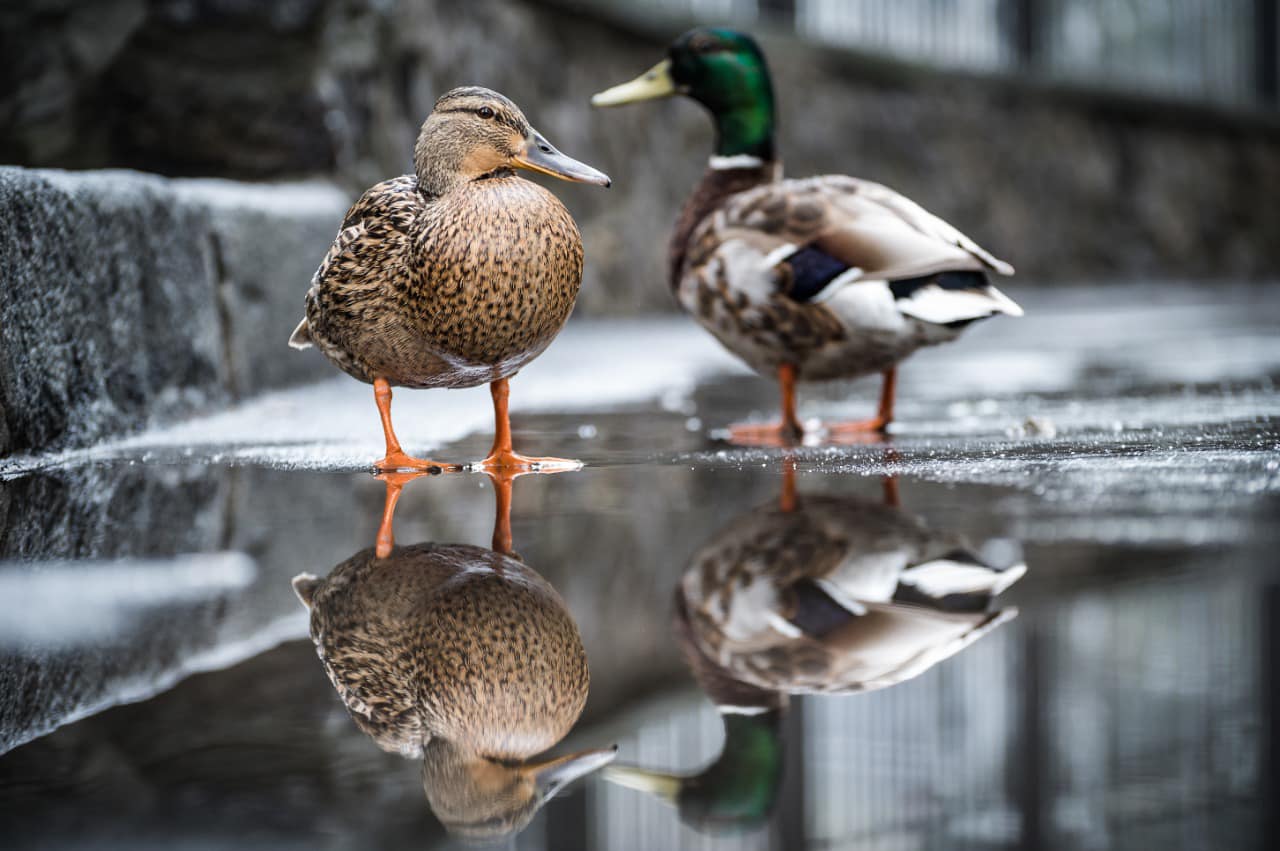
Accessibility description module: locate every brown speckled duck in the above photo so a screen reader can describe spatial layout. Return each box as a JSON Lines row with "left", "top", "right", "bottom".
{"left": 593, "top": 30, "right": 1021, "bottom": 444}
{"left": 290, "top": 86, "right": 610, "bottom": 472}
{"left": 292, "top": 472, "right": 615, "bottom": 839}
{"left": 605, "top": 465, "right": 1024, "bottom": 830}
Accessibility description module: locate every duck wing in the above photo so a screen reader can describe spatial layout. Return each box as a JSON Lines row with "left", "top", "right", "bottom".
{"left": 293, "top": 176, "right": 423, "bottom": 354}
{"left": 701, "top": 175, "right": 1020, "bottom": 326}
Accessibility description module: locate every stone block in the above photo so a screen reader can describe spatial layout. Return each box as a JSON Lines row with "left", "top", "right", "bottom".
{"left": 0, "top": 167, "right": 351, "bottom": 457}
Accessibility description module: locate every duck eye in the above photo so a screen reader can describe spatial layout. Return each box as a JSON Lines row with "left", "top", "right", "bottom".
{"left": 477, "top": 106, "right": 495, "bottom": 119}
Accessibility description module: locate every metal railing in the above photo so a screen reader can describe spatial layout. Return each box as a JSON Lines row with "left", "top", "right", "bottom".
{"left": 577, "top": 0, "right": 1280, "bottom": 110}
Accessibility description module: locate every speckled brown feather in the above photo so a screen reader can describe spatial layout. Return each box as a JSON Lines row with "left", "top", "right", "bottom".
{"left": 302, "top": 543, "right": 589, "bottom": 759}
{"left": 668, "top": 162, "right": 778, "bottom": 294}
{"left": 301, "top": 174, "right": 582, "bottom": 389}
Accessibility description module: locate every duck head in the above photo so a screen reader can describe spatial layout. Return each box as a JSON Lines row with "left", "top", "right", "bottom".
{"left": 592, "top": 28, "right": 776, "bottom": 160}
{"left": 603, "top": 709, "right": 782, "bottom": 834}
{"left": 424, "top": 741, "right": 617, "bottom": 839}
{"left": 604, "top": 594, "right": 787, "bottom": 834}
{"left": 416, "top": 86, "right": 611, "bottom": 195}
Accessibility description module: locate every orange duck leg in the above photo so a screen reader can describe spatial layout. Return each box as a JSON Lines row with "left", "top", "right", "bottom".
{"left": 827, "top": 367, "right": 896, "bottom": 438}
{"left": 727, "top": 364, "right": 805, "bottom": 447}
{"left": 372, "top": 378, "right": 462, "bottom": 474}
{"left": 473, "top": 377, "right": 582, "bottom": 472}
{"left": 372, "top": 470, "right": 432, "bottom": 558}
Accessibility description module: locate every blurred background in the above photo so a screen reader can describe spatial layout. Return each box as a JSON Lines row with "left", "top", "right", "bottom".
{"left": 3, "top": 0, "right": 1279, "bottom": 456}
{"left": 4, "top": 0, "right": 1279, "bottom": 310}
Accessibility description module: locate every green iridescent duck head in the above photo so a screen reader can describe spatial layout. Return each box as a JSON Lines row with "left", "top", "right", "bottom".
{"left": 601, "top": 595, "right": 787, "bottom": 834}
{"left": 592, "top": 28, "right": 776, "bottom": 160}
{"left": 604, "top": 710, "right": 785, "bottom": 834}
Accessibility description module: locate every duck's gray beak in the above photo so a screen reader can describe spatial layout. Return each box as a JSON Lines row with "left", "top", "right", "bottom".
{"left": 532, "top": 745, "right": 619, "bottom": 799}
{"left": 514, "top": 130, "right": 611, "bottom": 187}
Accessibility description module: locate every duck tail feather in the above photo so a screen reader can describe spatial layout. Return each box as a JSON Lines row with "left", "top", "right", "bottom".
{"left": 292, "top": 572, "right": 321, "bottom": 609}
{"left": 895, "top": 277, "right": 1024, "bottom": 325}
{"left": 289, "top": 317, "right": 314, "bottom": 350}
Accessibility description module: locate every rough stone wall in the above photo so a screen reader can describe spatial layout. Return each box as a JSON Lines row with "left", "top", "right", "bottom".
{"left": 0, "top": 168, "right": 348, "bottom": 457}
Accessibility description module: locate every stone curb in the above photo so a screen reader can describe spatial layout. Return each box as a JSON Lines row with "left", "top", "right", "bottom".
{"left": 0, "top": 167, "right": 351, "bottom": 457}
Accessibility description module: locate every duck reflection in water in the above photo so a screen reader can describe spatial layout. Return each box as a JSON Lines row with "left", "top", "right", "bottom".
{"left": 606, "top": 460, "right": 1026, "bottom": 832}
{"left": 291, "top": 470, "right": 615, "bottom": 839}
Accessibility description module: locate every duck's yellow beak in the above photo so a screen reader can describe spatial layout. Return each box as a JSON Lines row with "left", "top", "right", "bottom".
{"left": 591, "top": 59, "right": 678, "bottom": 107}
{"left": 601, "top": 764, "right": 681, "bottom": 804}
{"left": 513, "top": 129, "right": 611, "bottom": 187}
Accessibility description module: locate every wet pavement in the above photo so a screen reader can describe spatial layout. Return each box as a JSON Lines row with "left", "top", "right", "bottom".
{"left": 1, "top": 283, "right": 1277, "bottom": 850}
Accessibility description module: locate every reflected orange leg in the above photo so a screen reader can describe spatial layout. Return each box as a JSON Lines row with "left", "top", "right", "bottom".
{"left": 779, "top": 453, "right": 799, "bottom": 514}
{"left": 373, "top": 378, "right": 461, "bottom": 473}
{"left": 882, "top": 475, "right": 900, "bottom": 509}
{"left": 728, "top": 364, "right": 805, "bottom": 447}
{"left": 881, "top": 446, "right": 902, "bottom": 508}
{"left": 473, "top": 377, "right": 582, "bottom": 472}
{"left": 827, "top": 366, "right": 896, "bottom": 438}
{"left": 489, "top": 470, "right": 515, "bottom": 556}
{"left": 373, "top": 468, "right": 521, "bottom": 560}
{"left": 373, "top": 470, "right": 431, "bottom": 558}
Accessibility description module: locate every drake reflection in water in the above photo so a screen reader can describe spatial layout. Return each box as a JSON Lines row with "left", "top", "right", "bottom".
{"left": 291, "top": 471, "right": 615, "bottom": 840}
{"left": 606, "top": 460, "right": 1026, "bottom": 833}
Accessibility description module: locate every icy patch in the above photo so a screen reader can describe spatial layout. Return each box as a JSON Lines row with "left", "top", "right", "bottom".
{"left": 170, "top": 176, "right": 351, "bottom": 214}
{"left": 0, "top": 610, "right": 309, "bottom": 756}
{"left": 678, "top": 416, "right": 1280, "bottom": 547}
{"left": 0, "top": 553, "right": 256, "bottom": 647}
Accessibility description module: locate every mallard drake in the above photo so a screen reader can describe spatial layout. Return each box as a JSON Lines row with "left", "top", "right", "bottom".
{"left": 593, "top": 30, "right": 1021, "bottom": 442}
{"left": 290, "top": 86, "right": 610, "bottom": 471}
{"left": 292, "top": 472, "right": 615, "bottom": 839}
{"left": 604, "top": 466, "right": 1023, "bottom": 830}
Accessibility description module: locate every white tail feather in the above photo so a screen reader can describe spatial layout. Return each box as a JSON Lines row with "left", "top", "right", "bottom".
{"left": 899, "top": 559, "right": 1027, "bottom": 598}
{"left": 896, "top": 284, "right": 1023, "bottom": 325}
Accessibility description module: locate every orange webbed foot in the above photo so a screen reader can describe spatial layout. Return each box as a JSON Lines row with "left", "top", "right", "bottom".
{"left": 825, "top": 416, "right": 889, "bottom": 433}
{"left": 823, "top": 367, "right": 897, "bottom": 442}
{"left": 724, "top": 420, "right": 806, "bottom": 448}
{"left": 373, "top": 449, "right": 463, "bottom": 474}
{"left": 824, "top": 416, "right": 891, "bottom": 443}
{"left": 470, "top": 450, "right": 582, "bottom": 474}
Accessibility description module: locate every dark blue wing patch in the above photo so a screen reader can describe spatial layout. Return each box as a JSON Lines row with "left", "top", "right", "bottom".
{"left": 787, "top": 578, "right": 857, "bottom": 637}
{"left": 781, "top": 245, "right": 853, "bottom": 303}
